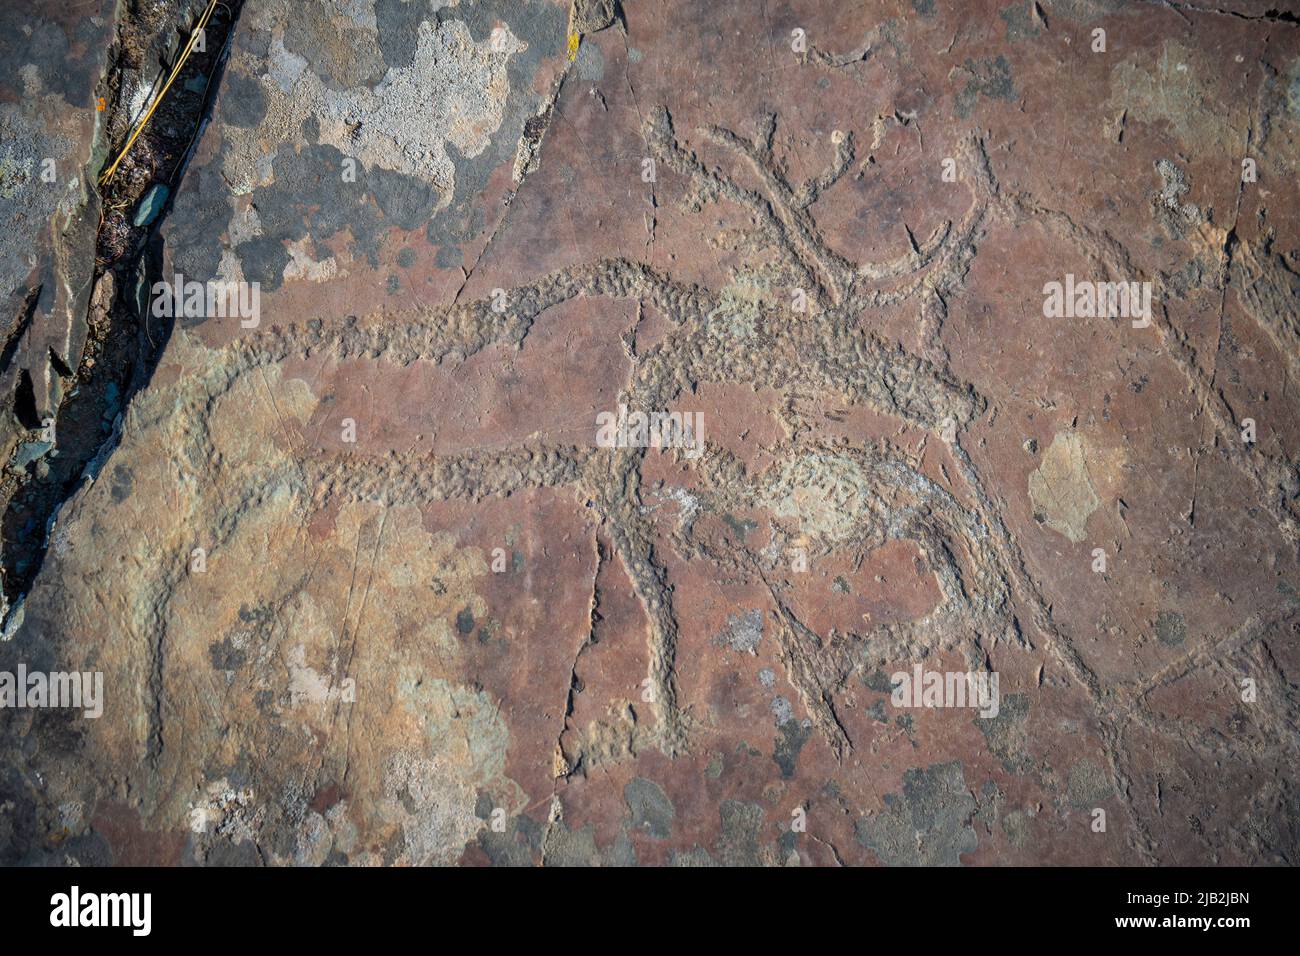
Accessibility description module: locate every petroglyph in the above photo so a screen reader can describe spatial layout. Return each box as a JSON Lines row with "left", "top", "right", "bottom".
{"left": 102, "top": 99, "right": 1298, "bottom": 809}
{"left": 132, "top": 107, "right": 1009, "bottom": 759}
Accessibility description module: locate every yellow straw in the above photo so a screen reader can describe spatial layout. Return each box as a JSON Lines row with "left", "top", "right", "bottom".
{"left": 98, "top": 0, "right": 219, "bottom": 187}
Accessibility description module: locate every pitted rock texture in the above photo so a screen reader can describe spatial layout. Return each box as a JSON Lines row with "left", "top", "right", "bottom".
{"left": 2, "top": 0, "right": 1299, "bottom": 866}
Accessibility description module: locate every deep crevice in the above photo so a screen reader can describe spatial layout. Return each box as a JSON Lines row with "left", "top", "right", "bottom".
{"left": 12, "top": 371, "right": 38, "bottom": 433}
{"left": 0, "top": 0, "right": 246, "bottom": 613}
{"left": 0, "top": 286, "right": 40, "bottom": 378}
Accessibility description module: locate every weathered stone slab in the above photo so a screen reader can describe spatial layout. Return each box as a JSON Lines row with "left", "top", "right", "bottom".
{"left": 0, "top": 1, "right": 116, "bottom": 439}
{"left": 2, "top": 0, "right": 1299, "bottom": 866}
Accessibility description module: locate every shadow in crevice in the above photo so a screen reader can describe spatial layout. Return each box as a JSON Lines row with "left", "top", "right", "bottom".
{"left": 0, "top": 1, "right": 245, "bottom": 612}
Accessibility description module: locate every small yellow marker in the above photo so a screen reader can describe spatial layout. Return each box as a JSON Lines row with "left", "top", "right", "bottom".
{"left": 567, "top": 31, "right": 579, "bottom": 61}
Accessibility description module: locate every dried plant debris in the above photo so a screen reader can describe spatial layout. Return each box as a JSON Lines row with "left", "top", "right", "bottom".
{"left": 0, "top": 0, "right": 1298, "bottom": 870}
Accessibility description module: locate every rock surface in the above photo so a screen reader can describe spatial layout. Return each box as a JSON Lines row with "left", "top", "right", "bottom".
{"left": 0, "top": 0, "right": 115, "bottom": 464}
{"left": 2, "top": 0, "right": 1299, "bottom": 866}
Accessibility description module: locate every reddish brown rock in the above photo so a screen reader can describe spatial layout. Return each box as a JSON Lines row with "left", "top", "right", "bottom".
{"left": 2, "top": 0, "right": 1299, "bottom": 866}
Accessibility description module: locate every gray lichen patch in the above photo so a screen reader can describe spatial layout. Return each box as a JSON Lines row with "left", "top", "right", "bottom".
{"left": 221, "top": 11, "right": 525, "bottom": 202}
{"left": 1289, "top": 57, "right": 1300, "bottom": 118}
{"left": 1066, "top": 758, "right": 1114, "bottom": 810}
{"left": 717, "top": 800, "right": 773, "bottom": 867}
{"left": 1000, "top": 2, "right": 1044, "bottom": 42}
{"left": 624, "top": 777, "right": 675, "bottom": 839}
{"left": 953, "top": 56, "right": 1016, "bottom": 118}
{"left": 1154, "top": 610, "right": 1186, "bottom": 647}
{"left": 0, "top": 100, "right": 79, "bottom": 303}
{"left": 773, "top": 719, "right": 812, "bottom": 779}
{"left": 976, "top": 693, "right": 1033, "bottom": 774}
{"left": 856, "top": 761, "right": 978, "bottom": 866}
{"left": 1152, "top": 158, "right": 1203, "bottom": 239}
{"left": 713, "top": 607, "right": 764, "bottom": 654}
{"left": 318, "top": 19, "right": 526, "bottom": 190}
{"left": 170, "top": 0, "right": 570, "bottom": 292}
